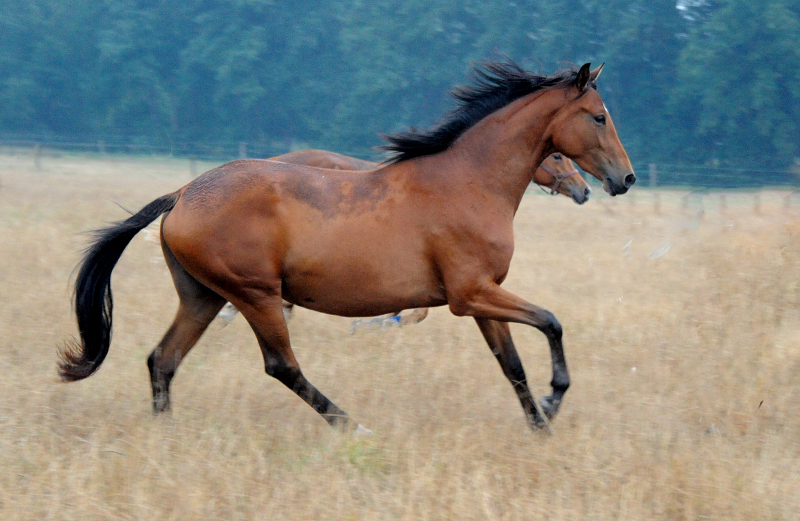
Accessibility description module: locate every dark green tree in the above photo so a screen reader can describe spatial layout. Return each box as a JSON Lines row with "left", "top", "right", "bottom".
{"left": 0, "top": 0, "right": 104, "bottom": 134}
{"left": 1, "top": 0, "right": 798, "bottom": 173}
{"left": 671, "top": 0, "right": 800, "bottom": 168}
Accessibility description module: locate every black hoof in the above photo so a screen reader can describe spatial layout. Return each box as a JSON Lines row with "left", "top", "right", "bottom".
{"left": 528, "top": 417, "right": 549, "bottom": 430}
{"left": 539, "top": 395, "right": 562, "bottom": 420}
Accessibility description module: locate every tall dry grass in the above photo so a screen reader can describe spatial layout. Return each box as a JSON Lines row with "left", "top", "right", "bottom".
{"left": 1, "top": 149, "right": 799, "bottom": 520}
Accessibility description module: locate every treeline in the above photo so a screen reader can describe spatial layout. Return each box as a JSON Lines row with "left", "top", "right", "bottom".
{"left": 1, "top": 0, "right": 799, "bottom": 174}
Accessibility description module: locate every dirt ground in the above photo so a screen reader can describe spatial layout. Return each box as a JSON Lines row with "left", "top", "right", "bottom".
{"left": 1, "top": 149, "right": 799, "bottom": 520}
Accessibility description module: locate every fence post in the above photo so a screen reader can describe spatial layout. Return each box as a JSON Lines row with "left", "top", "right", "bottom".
{"left": 753, "top": 192, "right": 761, "bottom": 215}
{"left": 649, "top": 164, "right": 659, "bottom": 213}
{"left": 239, "top": 142, "right": 247, "bottom": 159}
{"left": 719, "top": 193, "right": 726, "bottom": 213}
{"left": 34, "top": 143, "right": 41, "bottom": 170}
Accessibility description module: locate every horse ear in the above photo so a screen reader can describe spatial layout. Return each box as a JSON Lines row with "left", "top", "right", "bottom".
{"left": 576, "top": 63, "right": 591, "bottom": 92}
{"left": 589, "top": 63, "right": 604, "bottom": 83}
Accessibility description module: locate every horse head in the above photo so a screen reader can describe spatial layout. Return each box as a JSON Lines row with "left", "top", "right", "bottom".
{"left": 547, "top": 64, "right": 636, "bottom": 196}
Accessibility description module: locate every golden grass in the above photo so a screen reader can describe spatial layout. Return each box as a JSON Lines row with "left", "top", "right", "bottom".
{"left": 1, "top": 149, "right": 800, "bottom": 520}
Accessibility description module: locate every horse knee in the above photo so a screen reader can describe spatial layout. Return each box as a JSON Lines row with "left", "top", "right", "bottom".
{"left": 147, "top": 350, "right": 175, "bottom": 412}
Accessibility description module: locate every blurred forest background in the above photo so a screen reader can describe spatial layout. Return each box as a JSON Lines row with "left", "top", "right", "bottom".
{"left": 1, "top": 0, "right": 799, "bottom": 183}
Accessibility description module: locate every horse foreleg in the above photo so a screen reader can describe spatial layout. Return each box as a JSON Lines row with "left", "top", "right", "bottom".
{"left": 474, "top": 318, "right": 550, "bottom": 430}
{"left": 236, "top": 294, "right": 368, "bottom": 433}
{"left": 450, "top": 281, "right": 569, "bottom": 427}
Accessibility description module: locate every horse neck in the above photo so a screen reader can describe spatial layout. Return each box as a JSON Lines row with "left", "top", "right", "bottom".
{"left": 445, "top": 89, "right": 564, "bottom": 211}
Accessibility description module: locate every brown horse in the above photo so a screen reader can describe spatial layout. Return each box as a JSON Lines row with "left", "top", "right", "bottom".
{"left": 273, "top": 149, "right": 592, "bottom": 204}
{"left": 263, "top": 149, "right": 591, "bottom": 329}
{"left": 216, "top": 149, "right": 589, "bottom": 329}
{"left": 59, "top": 59, "right": 634, "bottom": 433}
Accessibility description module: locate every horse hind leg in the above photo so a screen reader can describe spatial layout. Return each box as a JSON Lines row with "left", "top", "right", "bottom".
{"left": 234, "top": 292, "right": 367, "bottom": 432}
{"left": 148, "top": 240, "right": 226, "bottom": 413}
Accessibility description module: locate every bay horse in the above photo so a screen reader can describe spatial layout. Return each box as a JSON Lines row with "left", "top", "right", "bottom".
{"left": 59, "top": 59, "right": 635, "bottom": 433}
{"left": 215, "top": 149, "right": 592, "bottom": 330}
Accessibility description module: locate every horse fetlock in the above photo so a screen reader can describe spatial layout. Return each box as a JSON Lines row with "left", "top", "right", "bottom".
{"left": 541, "top": 311, "right": 562, "bottom": 339}
{"left": 540, "top": 395, "right": 562, "bottom": 420}
{"left": 550, "top": 375, "right": 570, "bottom": 394}
{"left": 148, "top": 355, "right": 175, "bottom": 414}
{"left": 152, "top": 393, "right": 172, "bottom": 414}
{"left": 151, "top": 377, "right": 173, "bottom": 414}
{"left": 320, "top": 411, "right": 355, "bottom": 430}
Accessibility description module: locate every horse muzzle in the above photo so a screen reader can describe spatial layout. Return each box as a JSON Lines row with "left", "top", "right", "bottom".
{"left": 604, "top": 172, "right": 636, "bottom": 196}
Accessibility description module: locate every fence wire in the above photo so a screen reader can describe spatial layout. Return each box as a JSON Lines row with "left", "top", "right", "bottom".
{"left": 2, "top": 136, "right": 798, "bottom": 189}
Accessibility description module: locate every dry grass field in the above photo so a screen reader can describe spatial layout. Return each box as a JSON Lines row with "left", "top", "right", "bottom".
{"left": 1, "top": 149, "right": 800, "bottom": 520}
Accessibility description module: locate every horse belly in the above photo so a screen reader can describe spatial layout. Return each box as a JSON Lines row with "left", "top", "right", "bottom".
{"left": 281, "top": 227, "right": 442, "bottom": 317}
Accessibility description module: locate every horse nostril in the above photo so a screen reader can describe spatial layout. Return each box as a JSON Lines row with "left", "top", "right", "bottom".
{"left": 624, "top": 174, "right": 636, "bottom": 187}
{"left": 584, "top": 187, "right": 592, "bottom": 197}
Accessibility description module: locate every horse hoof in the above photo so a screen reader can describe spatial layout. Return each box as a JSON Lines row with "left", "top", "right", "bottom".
{"left": 527, "top": 417, "right": 552, "bottom": 435}
{"left": 539, "top": 395, "right": 561, "bottom": 420}
{"left": 355, "top": 424, "right": 372, "bottom": 436}
{"left": 152, "top": 404, "right": 171, "bottom": 415}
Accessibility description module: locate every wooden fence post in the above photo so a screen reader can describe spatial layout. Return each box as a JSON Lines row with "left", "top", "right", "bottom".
{"left": 34, "top": 143, "right": 41, "bottom": 170}
{"left": 649, "top": 164, "right": 659, "bottom": 213}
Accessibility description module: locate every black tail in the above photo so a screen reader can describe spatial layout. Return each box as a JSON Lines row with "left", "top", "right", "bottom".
{"left": 58, "top": 192, "right": 181, "bottom": 381}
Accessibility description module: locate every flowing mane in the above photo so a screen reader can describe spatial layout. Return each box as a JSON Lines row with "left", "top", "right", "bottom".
{"left": 380, "top": 59, "right": 584, "bottom": 164}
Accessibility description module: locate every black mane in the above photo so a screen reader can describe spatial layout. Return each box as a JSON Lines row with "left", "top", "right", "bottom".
{"left": 379, "top": 59, "right": 582, "bottom": 164}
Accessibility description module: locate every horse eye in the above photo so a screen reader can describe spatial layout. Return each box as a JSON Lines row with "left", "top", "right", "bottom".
{"left": 552, "top": 154, "right": 562, "bottom": 161}
{"left": 594, "top": 114, "right": 606, "bottom": 125}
